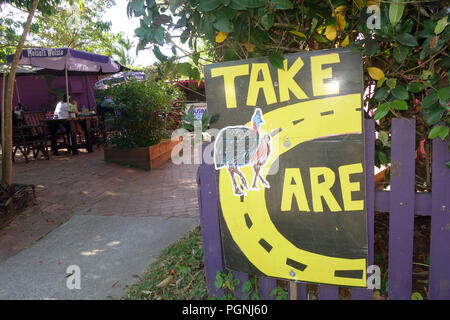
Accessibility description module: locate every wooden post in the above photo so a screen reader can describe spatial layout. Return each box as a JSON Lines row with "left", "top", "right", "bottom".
{"left": 65, "top": 54, "right": 70, "bottom": 104}
{"left": 289, "top": 282, "right": 298, "bottom": 300}
{"left": 2, "top": 73, "right": 6, "bottom": 162}
{"left": 2, "top": 0, "right": 40, "bottom": 185}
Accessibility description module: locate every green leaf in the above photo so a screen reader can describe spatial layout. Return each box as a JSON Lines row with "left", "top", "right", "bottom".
{"left": 374, "top": 102, "right": 390, "bottom": 120}
{"left": 197, "top": 0, "right": 221, "bottom": 11}
{"left": 260, "top": 12, "right": 274, "bottom": 30}
{"left": 421, "top": 70, "right": 433, "bottom": 80}
{"left": 445, "top": 161, "right": 450, "bottom": 169}
{"left": 411, "top": 292, "right": 423, "bottom": 300}
{"left": 435, "top": 15, "right": 448, "bottom": 35}
{"left": 422, "top": 104, "right": 446, "bottom": 125}
{"left": 421, "top": 91, "right": 438, "bottom": 109}
{"left": 391, "top": 85, "right": 409, "bottom": 100}
{"left": 152, "top": 46, "right": 167, "bottom": 61}
{"left": 428, "top": 125, "right": 449, "bottom": 140}
{"left": 437, "top": 86, "right": 450, "bottom": 102}
{"left": 389, "top": 0, "right": 406, "bottom": 28}
{"left": 393, "top": 45, "right": 410, "bottom": 63}
{"left": 268, "top": 52, "right": 284, "bottom": 69}
{"left": 396, "top": 33, "right": 418, "bottom": 47}
{"left": 378, "top": 131, "right": 390, "bottom": 147}
{"left": 176, "top": 62, "right": 192, "bottom": 76}
{"left": 407, "top": 82, "right": 423, "bottom": 93}
{"left": 365, "top": 39, "right": 379, "bottom": 56}
{"left": 374, "top": 86, "right": 390, "bottom": 101}
{"left": 377, "top": 77, "right": 387, "bottom": 88}
{"left": 270, "top": 0, "right": 293, "bottom": 10}
{"left": 213, "top": 18, "right": 233, "bottom": 32}
{"left": 314, "top": 34, "right": 328, "bottom": 43}
{"left": 242, "top": 0, "right": 266, "bottom": 8}
{"left": 229, "top": 0, "right": 247, "bottom": 9}
{"left": 154, "top": 26, "right": 165, "bottom": 45}
{"left": 241, "top": 280, "right": 252, "bottom": 292}
{"left": 390, "top": 99, "right": 408, "bottom": 110}
{"left": 386, "top": 78, "right": 397, "bottom": 89}
{"left": 378, "top": 151, "right": 389, "bottom": 165}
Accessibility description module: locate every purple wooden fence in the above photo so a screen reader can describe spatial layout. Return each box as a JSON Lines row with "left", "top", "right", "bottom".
{"left": 197, "top": 119, "right": 450, "bottom": 300}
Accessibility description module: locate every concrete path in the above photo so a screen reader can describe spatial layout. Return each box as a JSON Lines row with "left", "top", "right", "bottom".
{"left": 0, "top": 147, "right": 201, "bottom": 299}
{"left": 0, "top": 215, "right": 198, "bottom": 299}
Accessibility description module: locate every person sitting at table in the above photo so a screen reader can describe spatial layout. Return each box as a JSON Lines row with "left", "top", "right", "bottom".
{"left": 54, "top": 94, "right": 72, "bottom": 119}
{"left": 54, "top": 95, "right": 85, "bottom": 142}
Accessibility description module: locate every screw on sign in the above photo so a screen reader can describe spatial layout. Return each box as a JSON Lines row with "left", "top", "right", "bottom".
{"left": 204, "top": 48, "right": 368, "bottom": 287}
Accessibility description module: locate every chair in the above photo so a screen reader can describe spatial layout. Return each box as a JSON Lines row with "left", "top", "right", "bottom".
{"left": 12, "top": 125, "right": 49, "bottom": 162}
{"left": 22, "top": 111, "right": 70, "bottom": 153}
{"left": 18, "top": 112, "right": 50, "bottom": 161}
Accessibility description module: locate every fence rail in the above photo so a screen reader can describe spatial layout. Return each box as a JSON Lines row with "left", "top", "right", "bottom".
{"left": 197, "top": 119, "right": 450, "bottom": 300}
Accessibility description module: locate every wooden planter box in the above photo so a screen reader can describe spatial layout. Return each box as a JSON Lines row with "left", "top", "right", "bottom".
{"left": 104, "top": 138, "right": 182, "bottom": 171}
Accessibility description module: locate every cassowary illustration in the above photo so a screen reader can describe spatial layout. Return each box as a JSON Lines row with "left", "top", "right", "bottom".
{"left": 214, "top": 108, "right": 272, "bottom": 196}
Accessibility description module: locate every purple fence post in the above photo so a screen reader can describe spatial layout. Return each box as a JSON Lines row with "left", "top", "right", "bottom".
{"left": 428, "top": 136, "right": 450, "bottom": 299}
{"left": 232, "top": 271, "right": 249, "bottom": 299}
{"left": 197, "top": 162, "right": 225, "bottom": 297}
{"left": 388, "top": 118, "right": 416, "bottom": 300}
{"left": 258, "top": 276, "right": 277, "bottom": 300}
{"left": 318, "top": 285, "right": 339, "bottom": 300}
{"left": 352, "top": 119, "right": 375, "bottom": 300}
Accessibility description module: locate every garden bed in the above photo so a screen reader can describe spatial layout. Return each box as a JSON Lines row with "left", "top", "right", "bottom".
{"left": 104, "top": 138, "right": 182, "bottom": 171}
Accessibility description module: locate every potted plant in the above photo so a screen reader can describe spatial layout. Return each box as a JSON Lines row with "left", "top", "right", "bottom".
{"left": 103, "top": 77, "right": 184, "bottom": 170}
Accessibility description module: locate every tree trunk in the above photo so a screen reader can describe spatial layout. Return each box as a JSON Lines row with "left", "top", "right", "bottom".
{"left": 2, "top": 0, "right": 40, "bottom": 185}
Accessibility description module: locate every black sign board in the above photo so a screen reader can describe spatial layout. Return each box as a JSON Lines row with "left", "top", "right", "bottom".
{"left": 204, "top": 48, "right": 368, "bottom": 287}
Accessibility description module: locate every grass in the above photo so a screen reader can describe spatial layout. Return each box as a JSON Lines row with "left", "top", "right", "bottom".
{"left": 123, "top": 226, "right": 208, "bottom": 300}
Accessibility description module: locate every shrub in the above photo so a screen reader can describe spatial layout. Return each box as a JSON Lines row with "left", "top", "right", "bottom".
{"left": 105, "top": 77, "right": 184, "bottom": 149}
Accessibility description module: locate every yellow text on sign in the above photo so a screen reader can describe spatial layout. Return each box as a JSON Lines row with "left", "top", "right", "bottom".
{"left": 281, "top": 163, "right": 364, "bottom": 213}
{"left": 210, "top": 53, "right": 341, "bottom": 108}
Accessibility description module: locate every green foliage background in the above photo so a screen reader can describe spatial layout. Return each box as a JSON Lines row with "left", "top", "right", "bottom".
{"left": 105, "top": 77, "right": 184, "bottom": 148}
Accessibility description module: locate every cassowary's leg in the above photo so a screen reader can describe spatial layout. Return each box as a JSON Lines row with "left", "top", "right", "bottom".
{"left": 228, "top": 166, "right": 245, "bottom": 196}
{"left": 251, "top": 165, "right": 261, "bottom": 190}
{"left": 234, "top": 169, "right": 249, "bottom": 190}
{"left": 252, "top": 165, "right": 270, "bottom": 189}
{"left": 258, "top": 172, "right": 270, "bottom": 188}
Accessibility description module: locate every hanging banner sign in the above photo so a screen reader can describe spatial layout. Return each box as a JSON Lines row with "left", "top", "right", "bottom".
{"left": 204, "top": 48, "right": 368, "bottom": 287}
{"left": 24, "top": 48, "right": 67, "bottom": 58}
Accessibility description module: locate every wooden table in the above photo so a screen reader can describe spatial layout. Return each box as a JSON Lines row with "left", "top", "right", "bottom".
{"left": 42, "top": 116, "right": 98, "bottom": 155}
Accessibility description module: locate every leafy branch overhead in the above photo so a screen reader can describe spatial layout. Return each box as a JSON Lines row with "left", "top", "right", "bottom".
{"left": 128, "top": 0, "right": 449, "bottom": 176}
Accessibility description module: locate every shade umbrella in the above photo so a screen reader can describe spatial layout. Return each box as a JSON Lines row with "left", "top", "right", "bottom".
{"left": 94, "top": 71, "right": 146, "bottom": 90}
{"left": 7, "top": 48, "right": 121, "bottom": 103}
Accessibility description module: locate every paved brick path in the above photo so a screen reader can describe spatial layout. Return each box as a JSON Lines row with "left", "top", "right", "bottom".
{"left": 0, "top": 148, "right": 199, "bottom": 261}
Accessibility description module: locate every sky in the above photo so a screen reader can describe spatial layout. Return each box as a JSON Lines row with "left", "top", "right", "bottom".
{"left": 0, "top": 1, "right": 186, "bottom": 68}
{"left": 103, "top": 1, "right": 186, "bottom": 67}
{"left": 102, "top": 1, "right": 153, "bottom": 67}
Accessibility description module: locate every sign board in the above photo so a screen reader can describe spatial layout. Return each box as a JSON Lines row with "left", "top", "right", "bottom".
{"left": 204, "top": 48, "right": 368, "bottom": 287}
{"left": 186, "top": 102, "right": 208, "bottom": 120}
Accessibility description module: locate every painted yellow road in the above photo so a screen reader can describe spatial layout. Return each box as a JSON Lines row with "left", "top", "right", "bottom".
{"left": 218, "top": 93, "right": 367, "bottom": 287}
